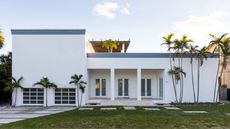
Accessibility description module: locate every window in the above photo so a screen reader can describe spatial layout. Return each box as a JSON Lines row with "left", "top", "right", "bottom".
{"left": 159, "top": 78, "right": 163, "bottom": 98}
{"left": 23, "top": 88, "right": 44, "bottom": 104}
{"left": 141, "top": 79, "right": 151, "bottom": 97}
{"left": 118, "top": 79, "right": 129, "bottom": 97}
{"left": 95, "top": 79, "right": 106, "bottom": 96}
{"left": 55, "top": 88, "right": 76, "bottom": 104}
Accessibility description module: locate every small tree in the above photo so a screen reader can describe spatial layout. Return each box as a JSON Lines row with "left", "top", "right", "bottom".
{"left": 168, "top": 66, "right": 186, "bottom": 103}
{"left": 69, "top": 74, "right": 87, "bottom": 107}
{"left": 33, "top": 76, "right": 57, "bottom": 107}
{"left": 102, "top": 39, "right": 119, "bottom": 53}
{"left": 4, "top": 76, "right": 23, "bottom": 106}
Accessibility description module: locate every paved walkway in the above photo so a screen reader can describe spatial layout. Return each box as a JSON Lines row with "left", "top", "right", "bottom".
{"left": 0, "top": 106, "right": 75, "bottom": 125}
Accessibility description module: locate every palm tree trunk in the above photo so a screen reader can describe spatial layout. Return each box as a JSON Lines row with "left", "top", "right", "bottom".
{"left": 213, "top": 56, "right": 220, "bottom": 102}
{"left": 180, "top": 57, "right": 184, "bottom": 103}
{"left": 197, "top": 59, "right": 200, "bottom": 103}
{"left": 80, "top": 92, "right": 83, "bottom": 107}
{"left": 216, "top": 61, "right": 225, "bottom": 102}
{"left": 15, "top": 88, "right": 17, "bottom": 107}
{"left": 77, "top": 85, "right": 80, "bottom": 107}
{"left": 46, "top": 88, "right": 48, "bottom": 107}
{"left": 191, "top": 61, "right": 196, "bottom": 102}
{"left": 169, "top": 52, "right": 178, "bottom": 102}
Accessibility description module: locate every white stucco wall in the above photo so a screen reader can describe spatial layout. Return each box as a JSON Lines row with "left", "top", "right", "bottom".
{"left": 12, "top": 34, "right": 87, "bottom": 106}
{"left": 87, "top": 57, "right": 218, "bottom": 103}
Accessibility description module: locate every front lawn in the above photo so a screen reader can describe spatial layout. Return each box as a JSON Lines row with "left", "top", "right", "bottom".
{"left": 0, "top": 104, "right": 230, "bottom": 129}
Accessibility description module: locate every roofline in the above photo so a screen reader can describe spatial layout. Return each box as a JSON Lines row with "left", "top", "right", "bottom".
{"left": 11, "top": 29, "right": 86, "bottom": 35}
{"left": 87, "top": 53, "right": 219, "bottom": 58}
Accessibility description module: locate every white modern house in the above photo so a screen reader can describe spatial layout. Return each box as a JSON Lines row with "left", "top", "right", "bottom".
{"left": 12, "top": 29, "right": 218, "bottom": 106}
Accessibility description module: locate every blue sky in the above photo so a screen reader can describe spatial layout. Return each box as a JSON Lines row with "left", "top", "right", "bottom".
{"left": 1, "top": 0, "right": 230, "bottom": 54}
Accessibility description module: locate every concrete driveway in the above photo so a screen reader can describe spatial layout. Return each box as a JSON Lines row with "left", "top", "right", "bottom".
{"left": 0, "top": 106, "right": 75, "bottom": 125}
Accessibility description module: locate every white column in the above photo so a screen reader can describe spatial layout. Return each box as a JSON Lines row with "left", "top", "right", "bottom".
{"left": 137, "top": 68, "right": 141, "bottom": 101}
{"left": 110, "top": 68, "right": 115, "bottom": 100}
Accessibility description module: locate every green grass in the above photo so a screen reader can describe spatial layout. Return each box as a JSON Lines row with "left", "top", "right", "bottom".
{"left": 0, "top": 104, "right": 230, "bottom": 129}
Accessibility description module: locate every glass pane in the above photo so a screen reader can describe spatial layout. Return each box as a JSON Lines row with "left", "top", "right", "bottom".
{"left": 102, "top": 79, "right": 106, "bottom": 96}
{"left": 141, "top": 79, "right": 145, "bottom": 96}
{"left": 147, "top": 79, "right": 151, "bottom": 96}
{"left": 159, "top": 78, "right": 163, "bottom": 98}
{"left": 95, "top": 79, "right": 100, "bottom": 96}
{"left": 118, "top": 79, "right": 123, "bottom": 96}
{"left": 124, "top": 79, "right": 129, "bottom": 96}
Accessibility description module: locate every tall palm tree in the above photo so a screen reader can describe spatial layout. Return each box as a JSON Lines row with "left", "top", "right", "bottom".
{"left": 207, "top": 33, "right": 228, "bottom": 102}
{"left": 69, "top": 74, "right": 87, "bottom": 107}
{"left": 33, "top": 76, "right": 57, "bottom": 107}
{"left": 196, "top": 47, "right": 209, "bottom": 102}
{"left": 168, "top": 66, "right": 186, "bottom": 103}
{"left": 0, "top": 31, "right": 4, "bottom": 49}
{"left": 171, "top": 35, "right": 192, "bottom": 102}
{"left": 162, "top": 33, "right": 178, "bottom": 102}
{"left": 187, "top": 45, "right": 199, "bottom": 102}
{"left": 4, "top": 76, "right": 23, "bottom": 106}
{"left": 102, "top": 39, "right": 119, "bottom": 53}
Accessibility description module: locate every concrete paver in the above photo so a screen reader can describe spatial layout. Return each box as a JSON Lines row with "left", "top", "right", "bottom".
{"left": 124, "top": 107, "right": 136, "bottom": 110}
{"left": 144, "top": 108, "right": 160, "bottom": 111}
{"left": 164, "top": 107, "right": 181, "bottom": 110}
{"left": 183, "top": 111, "right": 208, "bottom": 114}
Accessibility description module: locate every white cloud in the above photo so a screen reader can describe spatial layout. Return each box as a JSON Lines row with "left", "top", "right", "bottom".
{"left": 93, "top": 2, "right": 130, "bottom": 19}
{"left": 171, "top": 11, "right": 230, "bottom": 47}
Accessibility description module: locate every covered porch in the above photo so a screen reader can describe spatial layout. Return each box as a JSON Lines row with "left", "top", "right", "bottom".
{"left": 87, "top": 68, "right": 165, "bottom": 105}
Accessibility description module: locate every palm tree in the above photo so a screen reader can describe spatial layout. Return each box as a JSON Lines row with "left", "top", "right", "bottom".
{"left": 187, "top": 45, "right": 199, "bottom": 102}
{"left": 162, "top": 33, "right": 178, "bottom": 102}
{"left": 168, "top": 66, "right": 186, "bottom": 103}
{"left": 207, "top": 33, "right": 228, "bottom": 102}
{"left": 196, "top": 47, "right": 209, "bottom": 102}
{"left": 33, "top": 76, "right": 57, "bottom": 107}
{"left": 102, "top": 39, "right": 119, "bottom": 53}
{"left": 0, "top": 31, "right": 4, "bottom": 49}
{"left": 4, "top": 76, "right": 23, "bottom": 106}
{"left": 69, "top": 74, "right": 87, "bottom": 107}
{"left": 171, "top": 35, "right": 192, "bottom": 102}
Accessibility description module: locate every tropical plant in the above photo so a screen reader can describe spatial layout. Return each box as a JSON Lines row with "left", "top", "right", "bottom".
{"left": 4, "top": 76, "right": 23, "bottom": 106}
{"left": 187, "top": 45, "right": 199, "bottom": 102}
{"left": 69, "top": 74, "right": 87, "bottom": 107}
{"left": 168, "top": 66, "right": 186, "bottom": 86}
{"left": 207, "top": 33, "right": 228, "bottom": 102}
{"left": 170, "top": 35, "right": 192, "bottom": 102}
{"left": 33, "top": 76, "right": 57, "bottom": 107}
{"left": 102, "top": 39, "right": 119, "bottom": 53}
{"left": 0, "top": 52, "right": 12, "bottom": 104}
{"left": 0, "top": 31, "right": 4, "bottom": 49}
{"left": 196, "top": 47, "right": 209, "bottom": 102}
{"left": 162, "top": 33, "right": 178, "bottom": 102}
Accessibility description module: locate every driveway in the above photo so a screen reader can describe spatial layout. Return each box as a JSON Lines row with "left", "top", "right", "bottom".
{"left": 0, "top": 106, "right": 75, "bottom": 125}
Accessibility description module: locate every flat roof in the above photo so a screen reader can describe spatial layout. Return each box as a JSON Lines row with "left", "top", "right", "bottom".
{"left": 87, "top": 53, "right": 219, "bottom": 58}
{"left": 11, "top": 29, "right": 86, "bottom": 35}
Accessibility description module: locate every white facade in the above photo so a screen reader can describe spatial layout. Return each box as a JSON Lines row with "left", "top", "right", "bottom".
{"left": 12, "top": 29, "right": 218, "bottom": 106}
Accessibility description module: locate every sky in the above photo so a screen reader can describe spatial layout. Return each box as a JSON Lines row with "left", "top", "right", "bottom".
{"left": 1, "top": 0, "right": 230, "bottom": 54}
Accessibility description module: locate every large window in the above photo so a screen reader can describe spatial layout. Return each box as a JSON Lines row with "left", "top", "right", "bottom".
{"left": 95, "top": 79, "right": 106, "bottom": 96}
{"left": 55, "top": 88, "right": 75, "bottom": 104}
{"left": 141, "top": 79, "right": 151, "bottom": 97}
{"left": 23, "top": 88, "right": 44, "bottom": 104}
{"left": 118, "top": 79, "right": 129, "bottom": 97}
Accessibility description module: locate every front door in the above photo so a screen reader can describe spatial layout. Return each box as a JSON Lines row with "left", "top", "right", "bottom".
{"left": 141, "top": 79, "right": 151, "bottom": 97}
{"left": 118, "top": 79, "right": 129, "bottom": 97}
